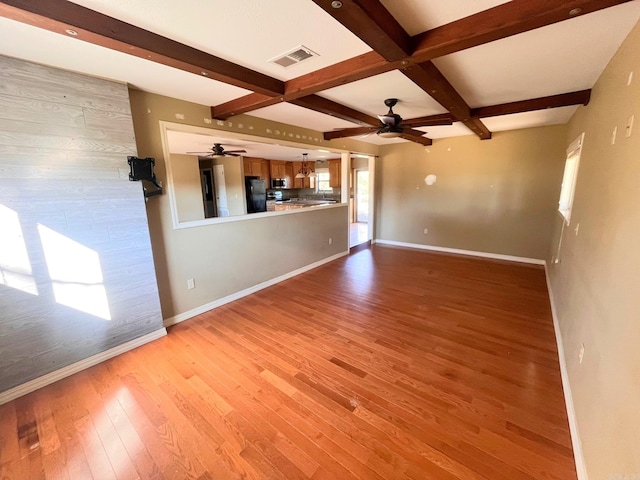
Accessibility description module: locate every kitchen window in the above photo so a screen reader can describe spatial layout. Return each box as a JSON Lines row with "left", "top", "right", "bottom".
{"left": 316, "top": 170, "right": 332, "bottom": 193}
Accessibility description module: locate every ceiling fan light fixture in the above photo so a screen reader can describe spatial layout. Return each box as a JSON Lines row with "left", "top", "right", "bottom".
{"left": 378, "top": 131, "right": 402, "bottom": 138}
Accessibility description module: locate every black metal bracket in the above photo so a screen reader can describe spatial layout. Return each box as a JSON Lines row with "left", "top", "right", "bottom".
{"left": 128, "top": 156, "right": 163, "bottom": 198}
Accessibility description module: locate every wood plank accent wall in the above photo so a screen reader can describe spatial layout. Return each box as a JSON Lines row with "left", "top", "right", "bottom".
{"left": 0, "top": 55, "right": 164, "bottom": 392}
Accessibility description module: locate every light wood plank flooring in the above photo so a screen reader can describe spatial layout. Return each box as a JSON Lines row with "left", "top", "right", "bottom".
{"left": 0, "top": 246, "right": 577, "bottom": 479}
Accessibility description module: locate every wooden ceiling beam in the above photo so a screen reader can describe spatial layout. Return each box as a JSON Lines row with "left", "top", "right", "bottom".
{"left": 402, "top": 61, "right": 492, "bottom": 139}
{"left": 0, "top": 0, "right": 284, "bottom": 96}
{"left": 289, "top": 95, "right": 380, "bottom": 126}
{"left": 310, "top": 0, "right": 492, "bottom": 140}
{"left": 310, "top": 0, "right": 413, "bottom": 61}
{"left": 411, "top": 0, "right": 635, "bottom": 63}
{"left": 471, "top": 89, "right": 592, "bottom": 118}
{"left": 212, "top": 93, "right": 282, "bottom": 120}
{"left": 285, "top": 51, "right": 401, "bottom": 99}
{"left": 213, "top": 0, "right": 628, "bottom": 116}
{"left": 403, "top": 113, "right": 454, "bottom": 128}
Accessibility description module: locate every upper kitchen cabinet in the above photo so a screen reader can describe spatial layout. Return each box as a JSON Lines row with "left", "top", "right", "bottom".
{"left": 269, "top": 160, "right": 294, "bottom": 188}
{"left": 243, "top": 157, "right": 270, "bottom": 183}
{"left": 270, "top": 160, "right": 286, "bottom": 179}
{"left": 328, "top": 159, "right": 341, "bottom": 188}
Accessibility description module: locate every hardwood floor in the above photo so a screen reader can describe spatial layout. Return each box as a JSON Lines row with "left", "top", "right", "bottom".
{"left": 0, "top": 246, "right": 577, "bottom": 479}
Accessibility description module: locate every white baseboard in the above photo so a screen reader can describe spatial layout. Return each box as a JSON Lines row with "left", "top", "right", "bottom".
{"left": 164, "top": 251, "right": 349, "bottom": 327}
{"left": 0, "top": 328, "right": 167, "bottom": 405}
{"left": 544, "top": 266, "right": 588, "bottom": 480}
{"left": 374, "top": 239, "right": 545, "bottom": 265}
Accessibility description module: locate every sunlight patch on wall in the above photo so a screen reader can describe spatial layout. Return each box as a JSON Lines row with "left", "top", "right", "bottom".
{"left": 0, "top": 204, "right": 39, "bottom": 296}
{"left": 37, "top": 224, "right": 111, "bottom": 320}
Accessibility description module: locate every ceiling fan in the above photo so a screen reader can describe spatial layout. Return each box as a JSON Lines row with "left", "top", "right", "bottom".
{"left": 326, "top": 99, "right": 448, "bottom": 145}
{"left": 187, "top": 143, "right": 247, "bottom": 157}
{"left": 376, "top": 98, "right": 404, "bottom": 138}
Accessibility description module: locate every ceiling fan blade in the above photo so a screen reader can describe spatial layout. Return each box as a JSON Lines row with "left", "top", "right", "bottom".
{"left": 324, "top": 126, "right": 377, "bottom": 140}
{"left": 224, "top": 149, "right": 247, "bottom": 154}
{"left": 400, "top": 129, "right": 433, "bottom": 146}
{"left": 186, "top": 151, "right": 214, "bottom": 154}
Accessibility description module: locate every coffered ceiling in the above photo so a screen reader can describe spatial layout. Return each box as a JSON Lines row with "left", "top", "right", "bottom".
{"left": 0, "top": 0, "right": 639, "bottom": 146}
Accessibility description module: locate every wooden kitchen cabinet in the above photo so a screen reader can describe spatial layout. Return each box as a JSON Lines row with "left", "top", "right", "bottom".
{"left": 244, "top": 157, "right": 269, "bottom": 182}
{"left": 261, "top": 159, "right": 270, "bottom": 185}
{"left": 329, "top": 159, "right": 341, "bottom": 188}
{"left": 284, "top": 162, "right": 294, "bottom": 187}
{"left": 270, "top": 160, "right": 286, "bottom": 179}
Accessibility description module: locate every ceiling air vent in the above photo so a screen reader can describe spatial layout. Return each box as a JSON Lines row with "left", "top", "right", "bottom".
{"left": 270, "top": 45, "right": 318, "bottom": 68}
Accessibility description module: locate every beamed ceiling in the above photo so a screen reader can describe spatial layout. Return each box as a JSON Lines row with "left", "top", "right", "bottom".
{"left": 1, "top": 0, "right": 639, "bottom": 146}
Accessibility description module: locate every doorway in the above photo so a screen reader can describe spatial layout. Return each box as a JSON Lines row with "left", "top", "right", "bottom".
{"left": 349, "top": 157, "right": 374, "bottom": 249}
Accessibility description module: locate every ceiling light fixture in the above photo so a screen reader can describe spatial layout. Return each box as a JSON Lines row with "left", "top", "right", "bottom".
{"left": 331, "top": 1, "right": 343, "bottom": 8}
{"left": 569, "top": 7, "right": 582, "bottom": 16}
{"left": 295, "top": 153, "right": 316, "bottom": 178}
{"left": 65, "top": 29, "right": 78, "bottom": 36}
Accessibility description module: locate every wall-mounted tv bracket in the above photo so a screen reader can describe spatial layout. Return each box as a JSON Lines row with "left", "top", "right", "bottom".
{"left": 128, "top": 156, "right": 163, "bottom": 198}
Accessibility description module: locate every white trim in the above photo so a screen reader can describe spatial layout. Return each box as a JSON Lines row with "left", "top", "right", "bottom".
{"left": 164, "top": 251, "right": 349, "bottom": 327}
{"left": 0, "top": 329, "right": 167, "bottom": 405}
{"left": 158, "top": 121, "right": 354, "bottom": 230}
{"left": 374, "top": 239, "right": 545, "bottom": 265}
{"left": 544, "top": 266, "right": 588, "bottom": 480}
{"left": 173, "top": 203, "right": 347, "bottom": 230}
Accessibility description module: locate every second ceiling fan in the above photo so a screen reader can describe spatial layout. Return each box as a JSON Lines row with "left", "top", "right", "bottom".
{"left": 187, "top": 143, "right": 247, "bottom": 157}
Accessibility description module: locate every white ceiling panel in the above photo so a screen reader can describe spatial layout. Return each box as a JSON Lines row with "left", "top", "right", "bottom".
{"left": 0, "top": 1, "right": 638, "bottom": 143}
{"left": 167, "top": 130, "right": 341, "bottom": 161}
{"left": 481, "top": 106, "right": 579, "bottom": 132}
{"left": 321, "top": 71, "right": 449, "bottom": 120}
{"left": 250, "top": 102, "right": 360, "bottom": 133}
{"left": 67, "top": 0, "right": 372, "bottom": 80}
{"left": 433, "top": 3, "right": 640, "bottom": 108}
{"left": 416, "top": 122, "right": 474, "bottom": 139}
{"left": 380, "top": 0, "right": 510, "bottom": 35}
{"left": 0, "top": 17, "right": 249, "bottom": 106}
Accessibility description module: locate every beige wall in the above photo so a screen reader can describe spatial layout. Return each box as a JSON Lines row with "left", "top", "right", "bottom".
{"left": 171, "top": 153, "right": 205, "bottom": 222}
{"left": 548, "top": 20, "right": 640, "bottom": 479}
{"left": 128, "top": 90, "right": 351, "bottom": 319}
{"left": 376, "top": 126, "right": 567, "bottom": 259}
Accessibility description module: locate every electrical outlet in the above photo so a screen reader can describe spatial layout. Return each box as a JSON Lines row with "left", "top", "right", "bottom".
{"left": 187, "top": 278, "right": 195, "bottom": 290}
{"left": 579, "top": 343, "right": 585, "bottom": 364}
{"left": 328, "top": 237, "right": 332, "bottom": 245}
{"left": 626, "top": 115, "right": 634, "bottom": 138}
{"left": 423, "top": 228, "right": 429, "bottom": 234}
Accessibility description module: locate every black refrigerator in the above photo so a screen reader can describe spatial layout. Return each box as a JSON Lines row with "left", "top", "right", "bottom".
{"left": 245, "top": 176, "right": 267, "bottom": 213}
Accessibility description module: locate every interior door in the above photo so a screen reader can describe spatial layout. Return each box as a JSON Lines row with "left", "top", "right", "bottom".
{"left": 213, "top": 164, "right": 229, "bottom": 217}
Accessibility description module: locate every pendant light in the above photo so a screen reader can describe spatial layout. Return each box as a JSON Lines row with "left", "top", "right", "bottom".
{"left": 295, "top": 153, "right": 316, "bottom": 178}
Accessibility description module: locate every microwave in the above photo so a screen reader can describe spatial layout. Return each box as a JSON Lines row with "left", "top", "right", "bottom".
{"left": 271, "top": 178, "right": 287, "bottom": 189}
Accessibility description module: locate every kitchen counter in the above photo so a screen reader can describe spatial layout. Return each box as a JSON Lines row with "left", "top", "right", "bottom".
{"left": 269, "top": 199, "right": 337, "bottom": 211}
